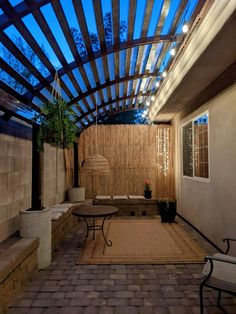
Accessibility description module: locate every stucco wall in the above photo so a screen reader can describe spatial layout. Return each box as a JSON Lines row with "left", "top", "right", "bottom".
{"left": 174, "top": 84, "right": 236, "bottom": 255}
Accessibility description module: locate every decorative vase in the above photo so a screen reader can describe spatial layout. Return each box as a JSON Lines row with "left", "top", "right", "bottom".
{"left": 68, "top": 187, "right": 85, "bottom": 203}
{"left": 159, "top": 200, "right": 177, "bottom": 223}
{"left": 144, "top": 189, "right": 152, "bottom": 199}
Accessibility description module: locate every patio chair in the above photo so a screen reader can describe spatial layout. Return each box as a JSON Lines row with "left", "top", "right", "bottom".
{"left": 200, "top": 237, "right": 236, "bottom": 314}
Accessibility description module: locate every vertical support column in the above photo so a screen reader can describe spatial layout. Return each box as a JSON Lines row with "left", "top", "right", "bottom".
{"left": 73, "top": 142, "right": 79, "bottom": 187}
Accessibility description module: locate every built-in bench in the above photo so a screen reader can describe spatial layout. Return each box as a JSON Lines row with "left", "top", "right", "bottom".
{"left": 0, "top": 238, "right": 39, "bottom": 313}
{"left": 93, "top": 195, "right": 159, "bottom": 216}
{"left": 50, "top": 200, "right": 92, "bottom": 250}
{"left": 50, "top": 203, "right": 78, "bottom": 251}
{"left": 0, "top": 201, "right": 88, "bottom": 313}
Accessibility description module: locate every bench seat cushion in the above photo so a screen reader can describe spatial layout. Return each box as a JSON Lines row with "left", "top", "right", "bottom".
{"left": 95, "top": 195, "right": 112, "bottom": 200}
{"left": 113, "top": 195, "right": 128, "bottom": 200}
{"left": 128, "top": 195, "right": 145, "bottom": 199}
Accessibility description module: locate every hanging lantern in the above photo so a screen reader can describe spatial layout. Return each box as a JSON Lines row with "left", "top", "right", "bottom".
{"left": 82, "top": 92, "right": 110, "bottom": 174}
{"left": 82, "top": 153, "right": 110, "bottom": 173}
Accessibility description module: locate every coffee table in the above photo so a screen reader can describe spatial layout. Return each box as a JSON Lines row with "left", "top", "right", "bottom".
{"left": 72, "top": 205, "right": 119, "bottom": 246}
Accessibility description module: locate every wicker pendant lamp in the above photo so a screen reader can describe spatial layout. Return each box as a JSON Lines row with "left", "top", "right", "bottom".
{"left": 82, "top": 92, "right": 110, "bottom": 174}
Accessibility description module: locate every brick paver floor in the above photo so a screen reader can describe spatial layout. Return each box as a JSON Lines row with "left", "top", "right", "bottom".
{"left": 7, "top": 217, "right": 236, "bottom": 314}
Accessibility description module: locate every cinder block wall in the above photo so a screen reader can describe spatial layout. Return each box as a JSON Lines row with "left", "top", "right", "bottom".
{"left": 0, "top": 117, "right": 68, "bottom": 242}
{"left": 0, "top": 117, "right": 32, "bottom": 242}
{"left": 41, "top": 144, "right": 66, "bottom": 207}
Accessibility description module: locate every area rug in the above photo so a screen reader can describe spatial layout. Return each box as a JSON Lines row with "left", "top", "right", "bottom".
{"left": 77, "top": 218, "right": 207, "bottom": 265}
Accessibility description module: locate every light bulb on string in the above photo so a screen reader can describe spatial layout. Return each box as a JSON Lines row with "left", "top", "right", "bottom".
{"left": 170, "top": 48, "right": 176, "bottom": 56}
{"left": 182, "top": 24, "right": 188, "bottom": 33}
{"left": 155, "top": 81, "right": 160, "bottom": 88}
{"left": 162, "top": 71, "right": 167, "bottom": 78}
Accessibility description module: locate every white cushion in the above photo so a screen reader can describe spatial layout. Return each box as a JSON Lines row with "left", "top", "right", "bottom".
{"left": 128, "top": 195, "right": 145, "bottom": 199}
{"left": 203, "top": 253, "right": 236, "bottom": 284}
{"left": 113, "top": 195, "right": 128, "bottom": 200}
{"left": 51, "top": 207, "right": 69, "bottom": 213}
{"left": 95, "top": 195, "right": 112, "bottom": 200}
{"left": 51, "top": 212, "right": 63, "bottom": 220}
{"left": 52, "top": 203, "right": 73, "bottom": 208}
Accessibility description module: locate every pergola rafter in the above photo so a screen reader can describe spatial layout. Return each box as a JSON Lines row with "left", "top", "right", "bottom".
{"left": 0, "top": 0, "right": 206, "bottom": 128}
{"left": 68, "top": 71, "right": 158, "bottom": 107}
{"left": 76, "top": 91, "right": 151, "bottom": 123}
{"left": 22, "top": 37, "right": 175, "bottom": 99}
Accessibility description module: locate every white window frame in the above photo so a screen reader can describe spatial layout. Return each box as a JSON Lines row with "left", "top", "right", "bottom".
{"left": 182, "top": 111, "right": 210, "bottom": 183}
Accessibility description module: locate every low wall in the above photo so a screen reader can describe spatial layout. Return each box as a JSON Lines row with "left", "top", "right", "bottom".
{"left": 0, "top": 238, "right": 38, "bottom": 313}
{"left": 51, "top": 206, "right": 78, "bottom": 251}
{"left": 93, "top": 198, "right": 158, "bottom": 216}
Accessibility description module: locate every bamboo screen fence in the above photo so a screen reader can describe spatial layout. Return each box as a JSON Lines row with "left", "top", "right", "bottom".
{"left": 78, "top": 125, "right": 175, "bottom": 199}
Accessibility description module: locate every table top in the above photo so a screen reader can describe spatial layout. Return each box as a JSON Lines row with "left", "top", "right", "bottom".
{"left": 72, "top": 205, "right": 119, "bottom": 218}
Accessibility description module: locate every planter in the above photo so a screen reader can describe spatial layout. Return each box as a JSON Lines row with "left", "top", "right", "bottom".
{"left": 144, "top": 190, "right": 152, "bottom": 199}
{"left": 159, "top": 200, "right": 177, "bottom": 223}
{"left": 68, "top": 187, "right": 85, "bottom": 203}
{"left": 19, "top": 207, "right": 51, "bottom": 269}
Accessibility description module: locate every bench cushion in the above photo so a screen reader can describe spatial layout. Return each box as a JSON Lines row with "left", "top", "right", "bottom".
{"left": 128, "top": 195, "right": 145, "bottom": 199}
{"left": 95, "top": 195, "right": 112, "bottom": 200}
{"left": 113, "top": 195, "right": 128, "bottom": 200}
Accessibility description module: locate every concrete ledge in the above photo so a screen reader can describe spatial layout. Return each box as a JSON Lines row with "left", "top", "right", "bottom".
{"left": 0, "top": 238, "right": 38, "bottom": 313}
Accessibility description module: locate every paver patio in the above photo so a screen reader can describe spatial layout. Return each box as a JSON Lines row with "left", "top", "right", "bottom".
{"left": 6, "top": 218, "right": 236, "bottom": 314}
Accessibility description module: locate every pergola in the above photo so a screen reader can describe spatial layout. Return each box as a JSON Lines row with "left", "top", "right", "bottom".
{"left": 0, "top": 0, "right": 205, "bottom": 130}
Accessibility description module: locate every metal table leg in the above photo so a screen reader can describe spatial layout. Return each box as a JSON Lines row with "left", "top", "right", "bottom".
{"left": 101, "top": 216, "right": 112, "bottom": 246}
{"left": 79, "top": 215, "right": 113, "bottom": 246}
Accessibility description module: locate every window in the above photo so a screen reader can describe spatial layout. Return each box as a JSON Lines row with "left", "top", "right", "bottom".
{"left": 182, "top": 112, "right": 209, "bottom": 179}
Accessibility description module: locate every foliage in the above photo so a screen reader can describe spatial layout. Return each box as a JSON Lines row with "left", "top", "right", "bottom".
{"left": 34, "top": 99, "right": 78, "bottom": 151}
{"left": 72, "top": 12, "right": 127, "bottom": 54}
{"left": 98, "top": 109, "right": 150, "bottom": 125}
{"left": 0, "top": 11, "right": 127, "bottom": 94}
{"left": 144, "top": 179, "right": 151, "bottom": 190}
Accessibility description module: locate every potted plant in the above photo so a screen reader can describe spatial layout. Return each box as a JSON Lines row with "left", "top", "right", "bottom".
{"left": 35, "top": 98, "right": 77, "bottom": 151}
{"left": 144, "top": 179, "right": 152, "bottom": 199}
{"left": 36, "top": 98, "right": 86, "bottom": 203}
{"left": 20, "top": 98, "right": 78, "bottom": 269}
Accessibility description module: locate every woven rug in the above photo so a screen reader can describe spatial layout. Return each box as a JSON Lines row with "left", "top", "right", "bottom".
{"left": 77, "top": 218, "right": 207, "bottom": 265}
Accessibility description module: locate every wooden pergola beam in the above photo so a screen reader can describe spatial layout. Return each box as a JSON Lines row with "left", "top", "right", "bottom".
{"left": 76, "top": 91, "right": 150, "bottom": 123}
{"left": 0, "top": 57, "right": 48, "bottom": 104}
{"left": 67, "top": 70, "right": 158, "bottom": 106}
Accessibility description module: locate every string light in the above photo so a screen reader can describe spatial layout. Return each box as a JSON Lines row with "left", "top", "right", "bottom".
{"left": 155, "top": 81, "right": 160, "bottom": 88}
{"left": 157, "top": 128, "right": 170, "bottom": 177}
{"left": 162, "top": 71, "right": 167, "bottom": 78}
{"left": 151, "top": 96, "right": 155, "bottom": 101}
{"left": 170, "top": 48, "right": 176, "bottom": 56}
{"left": 182, "top": 24, "right": 188, "bottom": 33}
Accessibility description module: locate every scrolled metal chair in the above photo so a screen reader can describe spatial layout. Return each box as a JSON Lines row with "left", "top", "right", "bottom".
{"left": 200, "top": 237, "right": 236, "bottom": 314}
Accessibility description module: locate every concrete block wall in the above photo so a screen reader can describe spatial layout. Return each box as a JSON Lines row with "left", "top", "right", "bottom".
{"left": 0, "top": 118, "right": 32, "bottom": 242}
{"left": 0, "top": 116, "right": 69, "bottom": 243}
{"left": 41, "top": 144, "right": 66, "bottom": 208}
